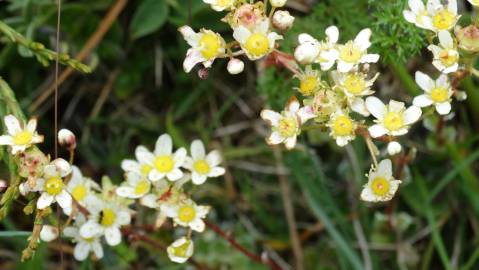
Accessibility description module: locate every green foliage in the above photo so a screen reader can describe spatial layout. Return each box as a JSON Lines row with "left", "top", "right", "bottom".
{"left": 130, "top": 0, "right": 170, "bottom": 40}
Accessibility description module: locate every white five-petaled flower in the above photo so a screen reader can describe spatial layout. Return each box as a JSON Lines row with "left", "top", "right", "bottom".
{"left": 327, "top": 111, "right": 357, "bottom": 147}
{"left": 64, "top": 215, "right": 104, "bottom": 261}
{"left": 80, "top": 201, "right": 131, "bottom": 246}
{"left": 121, "top": 145, "right": 154, "bottom": 177}
{"left": 137, "top": 134, "right": 187, "bottom": 182}
{"left": 179, "top": 26, "right": 226, "bottom": 73}
{"left": 167, "top": 237, "right": 194, "bottom": 263}
{"left": 428, "top": 30, "right": 459, "bottom": 74}
{"left": 203, "top": 0, "right": 236, "bottom": 11}
{"left": 166, "top": 199, "right": 210, "bottom": 232}
{"left": 323, "top": 28, "right": 379, "bottom": 73}
{"left": 116, "top": 171, "right": 151, "bottom": 199}
{"left": 361, "top": 159, "right": 402, "bottom": 202}
{"left": 427, "top": 0, "right": 459, "bottom": 32}
{"left": 0, "top": 115, "right": 43, "bottom": 154}
{"left": 261, "top": 97, "right": 315, "bottom": 150}
{"left": 64, "top": 166, "right": 101, "bottom": 216}
{"left": 366, "top": 97, "right": 422, "bottom": 138}
{"left": 233, "top": 20, "right": 282, "bottom": 60}
{"left": 403, "top": 0, "right": 434, "bottom": 30}
{"left": 413, "top": 71, "right": 453, "bottom": 115}
{"left": 184, "top": 140, "right": 225, "bottom": 185}
{"left": 36, "top": 158, "right": 72, "bottom": 210}
{"left": 294, "top": 25, "right": 339, "bottom": 70}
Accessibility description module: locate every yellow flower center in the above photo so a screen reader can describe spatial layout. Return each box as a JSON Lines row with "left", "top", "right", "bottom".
{"left": 430, "top": 87, "right": 449, "bottom": 103}
{"left": 339, "top": 42, "right": 361, "bottom": 63}
{"left": 178, "top": 205, "right": 196, "bottom": 223}
{"left": 344, "top": 74, "right": 366, "bottom": 95}
{"left": 13, "top": 131, "right": 33, "bottom": 145}
{"left": 299, "top": 76, "right": 318, "bottom": 96}
{"left": 277, "top": 117, "right": 297, "bottom": 138}
{"left": 134, "top": 180, "right": 150, "bottom": 195}
{"left": 439, "top": 50, "right": 458, "bottom": 67}
{"left": 44, "top": 176, "right": 63, "bottom": 196}
{"left": 71, "top": 185, "right": 87, "bottom": 201}
{"left": 371, "top": 176, "right": 390, "bottom": 197}
{"left": 383, "top": 112, "right": 404, "bottom": 131}
{"left": 333, "top": 116, "right": 354, "bottom": 136}
{"left": 140, "top": 164, "right": 152, "bottom": 176}
{"left": 244, "top": 33, "right": 270, "bottom": 57}
{"left": 171, "top": 240, "right": 192, "bottom": 257}
{"left": 194, "top": 160, "right": 210, "bottom": 174}
{"left": 154, "top": 156, "right": 174, "bottom": 173}
{"left": 100, "top": 208, "right": 116, "bottom": 227}
{"left": 432, "top": 10, "right": 455, "bottom": 30}
{"left": 83, "top": 237, "right": 95, "bottom": 243}
{"left": 199, "top": 33, "right": 222, "bottom": 60}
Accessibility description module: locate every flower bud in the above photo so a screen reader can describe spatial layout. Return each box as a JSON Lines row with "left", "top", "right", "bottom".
{"left": 58, "top": 129, "right": 76, "bottom": 150}
{"left": 294, "top": 42, "right": 320, "bottom": 64}
{"left": 387, "top": 141, "right": 402, "bottom": 156}
{"left": 270, "top": 0, "right": 287, "bottom": 7}
{"left": 272, "top": 10, "right": 295, "bottom": 31}
{"left": 455, "top": 25, "right": 479, "bottom": 53}
{"left": 454, "top": 90, "right": 468, "bottom": 101}
{"left": 167, "top": 237, "right": 194, "bottom": 263}
{"left": 227, "top": 58, "right": 244, "bottom": 74}
{"left": 40, "top": 225, "right": 59, "bottom": 242}
{"left": 53, "top": 158, "right": 72, "bottom": 176}
{"left": 198, "top": 68, "right": 209, "bottom": 79}
{"left": 0, "top": 180, "right": 7, "bottom": 192}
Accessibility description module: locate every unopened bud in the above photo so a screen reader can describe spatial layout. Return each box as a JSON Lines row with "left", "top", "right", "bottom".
{"left": 227, "top": 58, "right": 244, "bottom": 74}
{"left": 198, "top": 68, "right": 209, "bottom": 79}
{"left": 53, "top": 158, "right": 72, "bottom": 176}
{"left": 272, "top": 10, "right": 295, "bottom": 31}
{"left": 40, "top": 225, "right": 59, "bottom": 242}
{"left": 294, "top": 40, "right": 320, "bottom": 64}
{"left": 58, "top": 129, "right": 76, "bottom": 150}
{"left": 387, "top": 141, "right": 402, "bottom": 156}
{"left": 455, "top": 25, "right": 479, "bottom": 53}
{"left": 270, "top": 0, "right": 287, "bottom": 7}
{"left": 0, "top": 180, "right": 7, "bottom": 192}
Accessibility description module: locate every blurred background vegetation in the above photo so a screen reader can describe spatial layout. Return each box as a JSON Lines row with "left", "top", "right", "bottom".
{"left": 1, "top": 0, "right": 479, "bottom": 269}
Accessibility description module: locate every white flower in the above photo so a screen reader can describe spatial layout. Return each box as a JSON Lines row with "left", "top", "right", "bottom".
{"left": 427, "top": 0, "right": 459, "bottom": 32}
{"left": 387, "top": 141, "right": 402, "bottom": 156}
{"left": 79, "top": 201, "right": 131, "bottom": 246}
{"left": 184, "top": 140, "right": 225, "bottom": 185}
{"left": 233, "top": 20, "right": 282, "bottom": 60}
{"left": 58, "top": 128, "right": 76, "bottom": 149}
{"left": 294, "top": 26, "right": 339, "bottom": 69}
{"left": 331, "top": 28, "right": 379, "bottom": 73}
{"left": 413, "top": 71, "right": 453, "bottom": 115}
{"left": 167, "top": 237, "right": 194, "bottom": 263}
{"left": 36, "top": 158, "right": 72, "bottom": 210}
{"left": 468, "top": 0, "right": 479, "bottom": 6}
{"left": 366, "top": 97, "right": 422, "bottom": 138}
{"left": 167, "top": 199, "right": 210, "bottom": 232}
{"left": 64, "top": 215, "right": 104, "bottom": 261}
{"left": 270, "top": 0, "right": 287, "bottom": 7}
{"left": 272, "top": 10, "right": 295, "bottom": 31}
{"left": 327, "top": 111, "right": 357, "bottom": 147}
{"left": 403, "top": 0, "right": 434, "bottom": 30}
{"left": 261, "top": 97, "right": 315, "bottom": 149}
{"left": 63, "top": 166, "right": 101, "bottom": 215}
{"left": 427, "top": 30, "right": 459, "bottom": 74}
{"left": 227, "top": 58, "right": 244, "bottom": 74}
{"left": 136, "top": 134, "right": 187, "bottom": 182}
{"left": 179, "top": 26, "right": 226, "bottom": 72}
{"left": 361, "top": 159, "right": 402, "bottom": 202}
{"left": 40, "top": 225, "right": 59, "bottom": 242}
{"left": 203, "top": 0, "right": 236, "bottom": 11}
{"left": 0, "top": 115, "right": 43, "bottom": 154}
{"left": 121, "top": 145, "right": 154, "bottom": 177}
{"left": 116, "top": 172, "right": 151, "bottom": 199}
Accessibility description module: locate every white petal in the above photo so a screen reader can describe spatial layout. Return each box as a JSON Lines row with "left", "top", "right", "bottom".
{"left": 448, "top": 0, "right": 457, "bottom": 14}
{"left": 286, "top": 99, "right": 300, "bottom": 113}
{"left": 415, "top": 71, "right": 434, "bottom": 92}
{"left": 40, "top": 225, "right": 59, "bottom": 242}
{"left": 298, "top": 33, "right": 316, "bottom": 44}
{"left": 4, "top": 115, "right": 21, "bottom": 135}
{"left": 26, "top": 119, "right": 37, "bottom": 133}
{"left": 284, "top": 136, "right": 297, "bottom": 150}
{"left": 354, "top": 28, "right": 372, "bottom": 51}
{"left": 257, "top": 20, "right": 270, "bottom": 33}
{"left": 116, "top": 211, "right": 131, "bottom": 225}
{"left": 261, "top": 110, "right": 281, "bottom": 126}
{"left": 104, "top": 227, "right": 122, "bottom": 246}
{"left": 53, "top": 158, "right": 72, "bottom": 177}
{"left": 37, "top": 193, "right": 54, "bottom": 209}
{"left": 403, "top": 106, "right": 422, "bottom": 125}
{"left": 56, "top": 190, "right": 72, "bottom": 209}
{"left": 63, "top": 226, "right": 78, "bottom": 238}
{"left": 388, "top": 100, "right": 405, "bottom": 112}
{"left": 183, "top": 49, "right": 205, "bottom": 73}
{"left": 325, "top": 25, "right": 339, "bottom": 43}
{"left": 136, "top": 150, "right": 155, "bottom": 165}
{"left": 360, "top": 54, "right": 379, "bottom": 63}
{"left": 409, "top": 0, "right": 425, "bottom": 12}
{"left": 233, "top": 26, "right": 251, "bottom": 44}
{"left": 174, "top": 148, "right": 187, "bottom": 166}
{"left": 140, "top": 194, "right": 160, "bottom": 208}
{"left": 403, "top": 10, "right": 416, "bottom": 23}
{"left": 436, "top": 74, "right": 450, "bottom": 88}
{"left": 438, "top": 30, "right": 453, "bottom": 48}
{"left": 167, "top": 168, "right": 183, "bottom": 181}
{"left": 79, "top": 221, "right": 103, "bottom": 239}
{"left": 337, "top": 61, "right": 354, "bottom": 73}
{"left": 435, "top": 102, "right": 452, "bottom": 115}
{"left": 155, "top": 134, "right": 173, "bottom": 155}
{"left": 365, "top": 96, "right": 386, "bottom": 120}
{"left": 121, "top": 160, "right": 140, "bottom": 173}
{"left": 190, "top": 219, "right": 205, "bottom": 232}
{"left": 413, "top": 94, "right": 433, "bottom": 107}
{"left": 74, "top": 242, "right": 90, "bottom": 261}
{"left": 351, "top": 98, "right": 370, "bottom": 116}
{"left": 360, "top": 186, "right": 377, "bottom": 202}
{"left": 178, "top": 25, "right": 199, "bottom": 47}
{"left": 92, "top": 241, "right": 104, "bottom": 259}
{"left": 368, "top": 124, "right": 388, "bottom": 138}
{"left": 377, "top": 159, "right": 392, "bottom": 178}
{"left": 192, "top": 173, "right": 208, "bottom": 185}
{"left": 267, "top": 131, "right": 284, "bottom": 145}
{"left": 190, "top": 140, "right": 205, "bottom": 160}
{"left": 116, "top": 186, "right": 134, "bottom": 198}
{"left": 148, "top": 170, "right": 165, "bottom": 182}
{"left": 0, "top": 135, "right": 12, "bottom": 145}
{"left": 208, "top": 166, "right": 225, "bottom": 177}
{"left": 206, "top": 150, "right": 222, "bottom": 166}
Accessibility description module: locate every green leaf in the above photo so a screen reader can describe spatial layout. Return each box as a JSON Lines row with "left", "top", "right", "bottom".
{"left": 130, "top": 0, "right": 169, "bottom": 40}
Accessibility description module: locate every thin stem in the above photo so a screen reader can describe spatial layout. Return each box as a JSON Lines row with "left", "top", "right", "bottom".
{"left": 365, "top": 136, "right": 378, "bottom": 167}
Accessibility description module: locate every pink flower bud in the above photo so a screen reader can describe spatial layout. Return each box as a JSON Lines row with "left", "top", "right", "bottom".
{"left": 272, "top": 10, "right": 295, "bottom": 31}
{"left": 58, "top": 129, "right": 76, "bottom": 150}
{"left": 227, "top": 58, "right": 245, "bottom": 74}
{"left": 198, "top": 68, "right": 209, "bottom": 79}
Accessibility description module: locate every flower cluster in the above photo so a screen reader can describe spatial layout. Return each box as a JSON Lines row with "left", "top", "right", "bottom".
{"left": 0, "top": 114, "right": 225, "bottom": 264}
